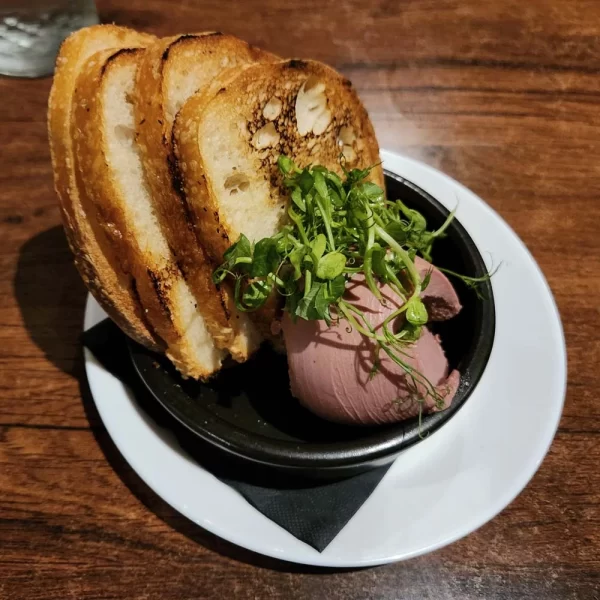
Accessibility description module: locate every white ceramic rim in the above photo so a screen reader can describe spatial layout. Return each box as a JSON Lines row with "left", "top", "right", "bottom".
{"left": 84, "top": 150, "right": 567, "bottom": 567}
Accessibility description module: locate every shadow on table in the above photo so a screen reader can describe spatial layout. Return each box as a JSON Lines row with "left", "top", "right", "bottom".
{"left": 78, "top": 362, "right": 365, "bottom": 575}
{"left": 14, "top": 228, "right": 364, "bottom": 572}
{"left": 14, "top": 225, "right": 88, "bottom": 377}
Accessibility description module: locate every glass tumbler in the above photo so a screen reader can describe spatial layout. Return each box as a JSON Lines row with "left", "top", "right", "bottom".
{"left": 0, "top": 0, "right": 98, "bottom": 77}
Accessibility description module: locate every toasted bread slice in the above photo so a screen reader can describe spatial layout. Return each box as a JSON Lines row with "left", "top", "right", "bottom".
{"left": 172, "top": 59, "right": 384, "bottom": 266}
{"left": 48, "top": 24, "right": 160, "bottom": 350}
{"left": 72, "top": 47, "right": 225, "bottom": 379}
{"left": 133, "top": 33, "right": 278, "bottom": 361}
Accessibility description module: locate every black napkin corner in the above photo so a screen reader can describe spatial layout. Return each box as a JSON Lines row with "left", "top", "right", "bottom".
{"left": 82, "top": 319, "right": 391, "bottom": 552}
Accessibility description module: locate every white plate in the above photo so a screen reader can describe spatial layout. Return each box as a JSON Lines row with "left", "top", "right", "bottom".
{"left": 84, "top": 151, "right": 566, "bottom": 567}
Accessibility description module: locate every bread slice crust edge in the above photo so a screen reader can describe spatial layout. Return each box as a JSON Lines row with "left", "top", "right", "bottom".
{"left": 48, "top": 24, "right": 160, "bottom": 349}
{"left": 72, "top": 46, "right": 224, "bottom": 379}
{"left": 134, "top": 33, "right": 277, "bottom": 360}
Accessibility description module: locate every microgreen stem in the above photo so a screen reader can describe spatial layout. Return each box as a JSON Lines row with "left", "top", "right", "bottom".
{"left": 285, "top": 234, "right": 303, "bottom": 249}
{"left": 315, "top": 196, "right": 336, "bottom": 251}
{"left": 372, "top": 212, "right": 387, "bottom": 230}
{"left": 363, "top": 206, "right": 382, "bottom": 300}
{"left": 430, "top": 206, "right": 457, "bottom": 238}
{"left": 288, "top": 208, "right": 309, "bottom": 245}
{"left": 268, "top": 273, "right": 286, "bottom": 288}
{"left": 375, "top": 225, "right": 421, "bottom": 294}
{"left": 437, "top": 265, "right": 498, "bottom": 283}
{"left": 303, "top": 269, "right": 312, "bottom": 299}
{"left": 336, "top": 303, "right": 378, "bottom": 337}
{"left": 384, "top": 266, "right": 408, "bottom": 300}
{"left": 339, "top": 301, "right": 387, "bottom": 343}
{"left": 381, "top": 303, "right": 411, "bottom": 333}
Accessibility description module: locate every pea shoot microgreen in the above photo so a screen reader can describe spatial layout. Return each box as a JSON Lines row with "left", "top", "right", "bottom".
{"left": 213, "top": 156, "right": 491, "bottom": 409}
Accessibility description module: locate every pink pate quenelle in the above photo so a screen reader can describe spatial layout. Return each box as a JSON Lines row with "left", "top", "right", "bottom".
{"left": 282, "top": 257, "right": 462, "bottom": 425}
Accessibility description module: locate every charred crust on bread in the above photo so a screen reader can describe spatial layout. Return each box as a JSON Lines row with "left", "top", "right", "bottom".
{"left": 176, "top": 33, "right": 205, "bottom": 42}
{"left": 100, "top": 47, "right": 141, "bottom": 76}
{"left": 166, "top": 149, "right": 197, "bottom": 235}
{"left": 130, "top": 278, "right": 164, "bottom": 347}
{"left": 167, "top": 148, "right": 185, "bottom": 195}
{"left": 162, "top": 33, "right": 224, "bottom": 61}
{"left": 147, "top": 268, "right": 172, "bottom": 321}
{"left": 285, "top": 59, "right": 308, "bottom": 70}
{"left": 161, "top": 42, "right": 173, "bottom": 61}
{"left": 174, "top": 258, "right": 187, "bottom": 279}
{"left": 175, "top": 32, "right": 222, "bottom": 42}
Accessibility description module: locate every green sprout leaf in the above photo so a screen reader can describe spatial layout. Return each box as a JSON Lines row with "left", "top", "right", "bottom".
{"left": 223, "top": 233, "right": 252, "bottom": 265}
{"left": 241, "top": 279, "right": 272, "bottom": 310}
{"left": 385, "top": 221, "right": 408, "bottom": 245}
{"left": 289, "top": 247, "right": 306, "bottom": 281}
{"left": 344, "top": 166, "right": 372, "bottom": 186}
{"left": 421, "top": 268, "right": 433, "bottom": 291}
{"left": 214, "top": 233, "right": 253, "bottom": 283}
{"left": 251, "top": 238, "right": 280, "bottom": 278}
{"left": 328, "top": 274, "right": 346, "bottom": 302}
{"left": 397, "top": 200, "right": 427, "bottom": 232}
{"left": 298, "top": 169, "right": 314, "bottom": 194}
{"left": 314, "top": 283, "right": 332, "bottom": 324}
{"left": 311, "top": 233, "right": 327, "bottom": 260}
{"left": 316, "top": 252, "right": 346, "bottom": 280}
{"left": 291, "top": 187, "right": 305, "bottom": 211}
{"left": 296, "top": 281, "right": 324, "bottom": 320}
{"left": 405, "top": 296, "right": 428, "bottom": 326}
{"left": 358, "top": 181, "right": 384, "bottom": 202}
{"left": 314, "top": 170, "right": 329, "bottom": 199}
{"left": 212, "top": 265, "right": 229, "bottom": 284}
{"left": 277, "top": 155, "right": 295, "bottom": 175}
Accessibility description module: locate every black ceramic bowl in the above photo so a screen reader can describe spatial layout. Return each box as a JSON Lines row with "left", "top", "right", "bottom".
{"left": 129, "top": 172, "right": 495, "bottom": 480}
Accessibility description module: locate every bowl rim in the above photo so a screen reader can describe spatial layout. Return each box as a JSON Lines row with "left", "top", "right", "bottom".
{"left": 129, "top": 170, "right": 496, "bottom": 470}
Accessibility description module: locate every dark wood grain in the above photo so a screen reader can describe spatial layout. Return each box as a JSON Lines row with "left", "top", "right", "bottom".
{"left": 1, "top": 0, "right": 599, "bottom": 598}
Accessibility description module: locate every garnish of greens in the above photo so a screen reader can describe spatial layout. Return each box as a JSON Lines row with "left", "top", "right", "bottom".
{"left": 213, "top": 155, "right": 490, "bottom": 409}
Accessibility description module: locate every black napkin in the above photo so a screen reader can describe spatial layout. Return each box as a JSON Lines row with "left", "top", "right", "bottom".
{"left": 82, "top": 319, "right": 392, "bottom": 552}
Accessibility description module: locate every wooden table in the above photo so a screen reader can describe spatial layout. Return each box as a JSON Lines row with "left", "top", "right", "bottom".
{"left": 1, "top": 1, "right": 598, "bottom": 598}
